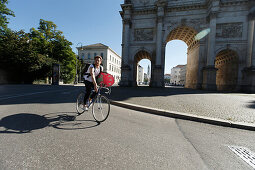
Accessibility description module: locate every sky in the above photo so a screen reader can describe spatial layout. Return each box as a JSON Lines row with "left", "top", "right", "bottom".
{"left": 6, "top": 0, "right": 187, "bottom": 74}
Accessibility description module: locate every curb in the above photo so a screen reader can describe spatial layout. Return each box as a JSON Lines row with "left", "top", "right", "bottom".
{"left": 110, "top": 100, "right": 255, "bottom": 131}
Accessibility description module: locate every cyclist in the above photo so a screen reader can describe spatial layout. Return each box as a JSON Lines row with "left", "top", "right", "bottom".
{"left": 83, "top": 55, "right": 103, "bottom": 111}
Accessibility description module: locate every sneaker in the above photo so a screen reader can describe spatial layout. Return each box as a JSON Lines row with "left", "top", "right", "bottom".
{"left": 83, "top": 106, "right": 88, "bottom": 111}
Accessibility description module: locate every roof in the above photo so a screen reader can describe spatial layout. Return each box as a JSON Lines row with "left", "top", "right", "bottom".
{"left": 83, "top": 43, "right": 109, "bottom": 48}
{"left": 77, "top": 43, "right": 121, "bottom": 58}
{"left": 174, "top": 64, "right": 186, "bottom": 68}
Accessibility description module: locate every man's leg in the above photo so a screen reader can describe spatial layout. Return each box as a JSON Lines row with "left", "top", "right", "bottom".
{"left": 84, "top": 81, "right": 93, "bottom": 108}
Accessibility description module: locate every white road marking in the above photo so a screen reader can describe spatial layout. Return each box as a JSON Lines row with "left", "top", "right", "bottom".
{"left": 228, "top": 145, "right": 255, "bottom": 169}
{"left": 0, "top": 89, "right": 68, "bottom": 101}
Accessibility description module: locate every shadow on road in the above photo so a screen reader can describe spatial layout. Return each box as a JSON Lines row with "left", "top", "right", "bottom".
{"left": 247, "top": 100, "right": 255, "bottom": 109}
{"left": 44, "top": 112, "right": 100, "bottom": 130}
{"left": 0, "top": 85, "right": 253, "bottom": 111}
{"left": 0, "top": 84, "right": 83, "bottom": 105}
{"left": 0, "top": 112, "right": 100, "bottom": 134}
{"left": 0, "top": 85, "right": 216, "bottom": 106}
{"left": 109, "top": 86, "right": 215, "bottom": 101}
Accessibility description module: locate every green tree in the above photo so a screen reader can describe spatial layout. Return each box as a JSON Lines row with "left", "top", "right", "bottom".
{"left": 164, "top": 78, "right": 170, "bottom": 83}
{"left": 0, "top": 0, "right": 15, "bottom": 31}
{"left": 0, "top": 19, "right": 76, "bottom": 84}
{"left": 30, "top": 19, "right": 76, "bottom": 83}
{"left": 0, "top": 29, "right": 55, "bottom": 83}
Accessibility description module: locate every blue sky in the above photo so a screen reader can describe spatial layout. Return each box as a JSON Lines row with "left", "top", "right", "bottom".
{"left": 6, "top": 0, "right": 187, "bottom": 74}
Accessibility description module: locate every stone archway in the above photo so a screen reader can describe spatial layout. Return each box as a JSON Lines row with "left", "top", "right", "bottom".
{"left": 165, "top": 26, "right": 200, "bottom": 89}
{"left": 215, "top": 49, "right": 239, "bottom": 91}
{"left": 166, "top": 26, "right": 198, "bottom": 48}
{"left": 120, "top": 0, "right": 255, "bottom": 92}
{"left": 133, "top": 50, "right": 152, "bottom": 86}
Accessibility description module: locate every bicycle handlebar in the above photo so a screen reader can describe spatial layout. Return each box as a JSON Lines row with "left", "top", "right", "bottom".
{"left": 92, "top": 86, "right": 111, "bottom": 95}
{"left": 100, "top": 86, "right": 111, "bottom": 95}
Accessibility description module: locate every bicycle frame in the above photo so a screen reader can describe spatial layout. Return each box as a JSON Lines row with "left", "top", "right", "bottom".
{"left": 86, "top": 86, "right": 110, "bottom": 108}
{"left": 76, "top": 84, "right": 111, "bottom": 122}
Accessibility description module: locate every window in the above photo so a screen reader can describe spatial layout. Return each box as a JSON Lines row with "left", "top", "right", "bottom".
{"left": 88, "top": 53, "right": 91, "bottom": 59}
{"left": 94, "top": 53, "right": 97, "bottom": 57}
{"left": 101, "top": 53, "right": 104, "bottom": 58}
{"left": 82, "top": 53, "right": 84, "bottom": 59}
{"left": 110, "top": 55, "right": 111, "bottom": 61}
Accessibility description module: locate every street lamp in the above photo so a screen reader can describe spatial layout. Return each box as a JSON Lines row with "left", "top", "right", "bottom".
{"left": 75, "top": 42, "right": 83, "bottom": 84}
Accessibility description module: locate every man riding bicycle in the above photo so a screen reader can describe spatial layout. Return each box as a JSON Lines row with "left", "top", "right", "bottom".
{"left": 83, "top": 55, "right": 103, "bottom": 111}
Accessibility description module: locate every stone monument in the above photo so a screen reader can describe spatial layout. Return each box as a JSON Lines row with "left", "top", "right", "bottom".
{"left": 119, "top": 0, "right": 255, "bottom": 93}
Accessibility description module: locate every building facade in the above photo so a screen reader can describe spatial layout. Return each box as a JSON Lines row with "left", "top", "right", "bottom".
{"left": 170, "top": 65, "right": 186, "bottom": 86}
{"left": 119, "top": 0, "right": 255, "bottom": 92}
{"left": 164, "top": 74, "right": 171, "bottom": 80}
{"left": 147, "top": 65, "right": 151, "bottom": 81}
{"left": 77, "top": 43, "right": 121, "bottom": 84}
{"left": 137, "top": 65, "right": 144, "bottom": 84}
{"left": 179, "top": 65, "right": 187, "bottom": 86}
{"left": 164, "top": 73, "right": 171, "bottom": 85}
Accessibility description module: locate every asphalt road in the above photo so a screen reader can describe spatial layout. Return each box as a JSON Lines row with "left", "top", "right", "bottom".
{"left": 0, "top": 85, "right": 255, "bottom": 169}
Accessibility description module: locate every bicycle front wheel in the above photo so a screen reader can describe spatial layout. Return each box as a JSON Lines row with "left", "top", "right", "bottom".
{"left": 76, "top": 92, "right": 85, "bottom": 115}
{"left": 92, "top": 95, "right": 110, "bottom": 122}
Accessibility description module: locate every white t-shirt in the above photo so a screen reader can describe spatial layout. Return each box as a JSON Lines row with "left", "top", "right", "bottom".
{"left": 83, "top": 64, "right": 103, "bottom": 82}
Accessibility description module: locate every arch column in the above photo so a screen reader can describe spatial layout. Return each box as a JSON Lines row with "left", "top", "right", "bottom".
{"left": 242, "top": 7, "right": 255, "bottom": 92}
{"left": 247, "top": 17, "right": 255, "bottom": 67}
{"left": 202, "top": 12, "right": 218, "bottom": 90}
{"left": 151, "top": 1, "right": 166, "bottom": 87}
{"left": 119, "top": 4, "right": 133, "bottom": 86}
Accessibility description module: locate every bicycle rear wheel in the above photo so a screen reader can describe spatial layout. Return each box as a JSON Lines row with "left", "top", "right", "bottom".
{"left": 76, "top": 92, "right": 85, "bottom": 114}
{"left": 92, "top": 95, "right": 110, "bottom": 122}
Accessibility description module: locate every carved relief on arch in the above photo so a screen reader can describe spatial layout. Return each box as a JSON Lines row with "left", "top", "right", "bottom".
{"left": 187, "top": 18, "right": 207, "bottom": 31}
{"left": 165, "top": 20, "right": 179, "bottom": 31}
{"left": 165, "top": 18, "right": 206, "bottom": 34}
{"left": 216, "top": 22, "right": 243, "bottom": 38}
{"left": 134, "top": 28, "right": 154, "bottom": 41}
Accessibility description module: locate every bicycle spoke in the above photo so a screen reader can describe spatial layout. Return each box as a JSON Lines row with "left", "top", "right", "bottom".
{"left": 92, "top": 95, "right": 110, "bottom": 122}
{"left": 76, "top": 92, "right": 85, "bottom": 114}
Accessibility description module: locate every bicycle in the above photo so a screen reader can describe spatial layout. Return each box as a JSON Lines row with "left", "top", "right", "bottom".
{"left": 76, "top": 85, "right": 111, "bottom": 122}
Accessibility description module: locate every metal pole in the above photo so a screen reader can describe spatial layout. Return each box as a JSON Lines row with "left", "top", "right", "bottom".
{"left": 79, "top": 64, "right": 82, "bottom": 82}
{"left": 75, "top": 57, "right": 77, "bottom": 84}
{"left": 75, "top": 42, "right": 83, "bottom": 84}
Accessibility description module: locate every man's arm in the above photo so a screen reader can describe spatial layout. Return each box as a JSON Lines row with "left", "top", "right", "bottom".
{"left": 89, "top": 67, "right": 98, "bottom": 92}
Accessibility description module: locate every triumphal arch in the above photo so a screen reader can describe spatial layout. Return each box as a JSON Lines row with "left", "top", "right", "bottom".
{"left": 119, "top": 0, "right": 255, "bottom": 92}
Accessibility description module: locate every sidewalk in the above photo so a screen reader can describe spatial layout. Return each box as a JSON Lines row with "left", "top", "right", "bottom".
{"left": 107, "top": 86, "right": 255, "bottom": 130}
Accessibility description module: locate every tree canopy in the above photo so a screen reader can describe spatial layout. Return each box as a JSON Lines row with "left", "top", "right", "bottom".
{"left": 0, "top": 19, "right": 77, "bottom": 84}
{"left": 0, "top": 2, "right": 77, "bottom": 84}
{"left": 0, "top": 0, "right": 15, "bottom": 31}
